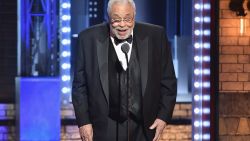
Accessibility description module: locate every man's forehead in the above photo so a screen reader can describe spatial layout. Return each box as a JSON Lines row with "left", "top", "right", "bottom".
{"left": 111, "top": 2, "right": 133, "bottom": 10}
{"left": 110, "top": 4, "right": 134, "bottom": 15}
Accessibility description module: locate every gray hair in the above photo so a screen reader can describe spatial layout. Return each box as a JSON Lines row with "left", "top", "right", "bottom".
{"left": 107, "top": 0, "right": 136, "bottom": 16}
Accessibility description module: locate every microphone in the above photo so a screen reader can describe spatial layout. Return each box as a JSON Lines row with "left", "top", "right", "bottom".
{"left": 121, "top": 42, "right": 130, "bottom": 141}
{"left": 121, "top": 43, "right": 130, "bottom": 70}
{"left": 121, "top": 43, "right": 130, "bottom": 54}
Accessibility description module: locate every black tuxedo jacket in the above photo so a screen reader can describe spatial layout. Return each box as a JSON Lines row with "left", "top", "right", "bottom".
{"left": 72, "top": 22, "right": 177, "bottom": 140}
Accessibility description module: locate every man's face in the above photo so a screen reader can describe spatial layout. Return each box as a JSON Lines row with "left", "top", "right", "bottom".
{"left": 109, "top": 2, "right": 135, "bottom": 40}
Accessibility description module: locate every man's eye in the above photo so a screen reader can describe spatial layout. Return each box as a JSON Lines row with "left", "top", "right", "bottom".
{"left": 124, "top": 18, "right": 132, "bottom": 22}
{"left": 113, "top": 19, "right": 121, "bottom": 22}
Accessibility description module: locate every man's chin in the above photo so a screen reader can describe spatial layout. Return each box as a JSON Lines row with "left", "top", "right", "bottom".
{"left": 116, "top": 33, "right": 130, "bottom": 39}
{"left": 117, "top": 36, "right": 127, "bottom": 40}
{"left": 113, "top": 30, "right": 131, "bottom": 39}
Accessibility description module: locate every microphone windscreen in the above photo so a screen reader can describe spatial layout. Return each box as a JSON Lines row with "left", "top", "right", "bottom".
{"left": 121, "top": 43, "right": 130, "bottom": 54}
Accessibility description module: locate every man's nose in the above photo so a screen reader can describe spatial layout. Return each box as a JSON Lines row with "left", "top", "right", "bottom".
{"left": 119, "top": 20, "right": 126, "bottom": 27}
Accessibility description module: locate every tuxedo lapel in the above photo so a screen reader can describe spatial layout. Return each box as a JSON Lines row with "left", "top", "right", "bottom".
{"left": 134, "top": 24, "right": 149, "bottom": 96}
{"left": 97, "top": 24, "right": 110, "bottom": 104}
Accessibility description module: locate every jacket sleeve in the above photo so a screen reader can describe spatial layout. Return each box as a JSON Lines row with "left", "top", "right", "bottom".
{"left": 157, "top": 28, "right": 177, "bottom": 123}
{"left": 72, "top": 34, "right": 91, "bottom": 127}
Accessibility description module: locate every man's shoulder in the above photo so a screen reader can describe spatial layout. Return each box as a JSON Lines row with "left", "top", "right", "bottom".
{"left": 135, "top": 22, "right": 165, "bottom": 37}
{"left": 78, "top": 22, "right": 108, "bottom": 38}
{"left": 135, "top": 22, "right": 165, "bottom": 32}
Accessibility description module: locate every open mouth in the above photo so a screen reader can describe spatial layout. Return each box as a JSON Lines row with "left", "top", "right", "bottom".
{"left": 117, "top": 29, "right": 128, "bottom": 35}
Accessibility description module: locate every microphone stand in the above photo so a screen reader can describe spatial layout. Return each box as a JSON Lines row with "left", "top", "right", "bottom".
{"left": 121, "top": 43, "right": 130, "bottom": 141}
{"left": 124, "top": 53, "right": 129, "bottom": 141}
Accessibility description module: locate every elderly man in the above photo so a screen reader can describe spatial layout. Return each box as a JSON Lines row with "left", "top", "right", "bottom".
{"left": 72, "top": 0, "right": 177, "bottom": 141}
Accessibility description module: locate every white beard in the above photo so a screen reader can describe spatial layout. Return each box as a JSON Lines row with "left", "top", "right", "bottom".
{"left": 110, "top": 25, "right": 134, "bottom": 39}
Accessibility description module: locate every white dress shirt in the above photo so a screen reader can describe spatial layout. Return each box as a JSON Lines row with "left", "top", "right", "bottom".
{"left": 110, "top": 33, "right": 133, "bottom": 71}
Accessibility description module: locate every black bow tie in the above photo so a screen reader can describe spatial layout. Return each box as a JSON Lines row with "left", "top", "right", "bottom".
{"left": 114, "top": 35, "right": 133, "bottom": 45}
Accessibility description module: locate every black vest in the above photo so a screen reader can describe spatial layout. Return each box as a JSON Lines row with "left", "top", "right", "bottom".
{"left": 108, "top": 39, "right": 142, "bottom": 123}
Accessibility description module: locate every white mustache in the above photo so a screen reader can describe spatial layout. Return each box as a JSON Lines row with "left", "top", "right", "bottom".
{"left": 114, "top": 28, "right": 129, "bottom": 30}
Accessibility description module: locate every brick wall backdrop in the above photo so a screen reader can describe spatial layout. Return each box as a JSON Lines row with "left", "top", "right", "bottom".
{"left": 219, "top": 0, "right": 250, "bottom": 140}
{"left": 219, "top": 0, "right": 250, "bottom": 92}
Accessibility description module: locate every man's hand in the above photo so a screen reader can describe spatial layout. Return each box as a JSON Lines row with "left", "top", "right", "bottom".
{"left": 79, "top": 124, "right": 93, "bottom": 141}
{"left": 149, "top": 118, "right": 167, "bottom": 141}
